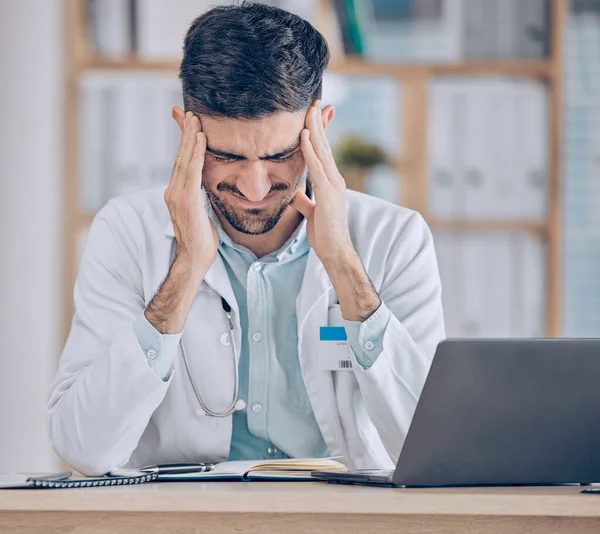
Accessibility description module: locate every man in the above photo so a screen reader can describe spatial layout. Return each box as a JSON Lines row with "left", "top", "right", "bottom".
{"left": 48, "top": 2, "right": 445, "bottom": 476}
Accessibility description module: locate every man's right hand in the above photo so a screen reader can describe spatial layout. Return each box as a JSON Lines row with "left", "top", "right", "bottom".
{"left": 144, "top": 111, "right": 220, "bottom": 334}
{"left": 164, "top": 110, "right": 219, "bottom": 267}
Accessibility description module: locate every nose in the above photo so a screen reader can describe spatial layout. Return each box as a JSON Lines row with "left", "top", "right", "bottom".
{"left": 235, "top": 161, "right": 273, "bottom": 202}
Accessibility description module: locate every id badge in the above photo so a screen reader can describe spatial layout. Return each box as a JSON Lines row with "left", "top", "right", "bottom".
{"left": 318, "top": 328, "right": 353, "bottom": 371}
{"left": 318, "top": 305, "right": 353, "bottom": 371}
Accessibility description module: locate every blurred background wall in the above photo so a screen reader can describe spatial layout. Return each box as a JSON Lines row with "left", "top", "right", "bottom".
{"left": 0, "top": 0, "right": 64, "bottom": 471}
{"left": 0, "top": 0, "right": 598, "bottom": 472}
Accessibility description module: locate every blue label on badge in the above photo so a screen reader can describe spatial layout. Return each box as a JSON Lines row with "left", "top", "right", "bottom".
{"left": 320, "top": 326, "right": 347, "bottom": 341}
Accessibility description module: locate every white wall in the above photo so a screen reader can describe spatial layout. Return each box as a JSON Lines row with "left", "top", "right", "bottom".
{"left": 0, "top": 0, "right": 63, "bottom": 471}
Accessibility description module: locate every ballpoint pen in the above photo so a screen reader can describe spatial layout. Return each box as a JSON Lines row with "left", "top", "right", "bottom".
{"left": 149, "top": 462, "right": 215, "bottom": 475}
{"left": 108, "top": 462, "right": 215, "bottom": 477}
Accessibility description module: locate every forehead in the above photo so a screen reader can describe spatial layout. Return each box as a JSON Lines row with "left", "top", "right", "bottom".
{"left": 200, "top": 110, "right": 306, "bottom": 159}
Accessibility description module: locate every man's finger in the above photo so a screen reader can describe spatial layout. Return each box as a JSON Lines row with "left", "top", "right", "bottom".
{"left": 169, "top": 114, "right": 188, "bottom": 188}
{"left": 310, "top": 102, "right": 329, "bottom": 153}
{"left": 314, "top": 100, "right": 332, "bottom": 155}
{"left": 290, "top": 190, "right": 316, "bottom": 219}
{"left": 187, "top": 131, "right": 207, "bottom": 190}
{"left": 300, "top": 129, "right": 329, "bottom": 191}
{"left": 179, "top": 113, "right": 202, "bottom": 173}
{"left": 171, "top": 112, "right": 201, "bottom": 189}
{"left": 307, "top": 108, "right": 341, "bottom": 187}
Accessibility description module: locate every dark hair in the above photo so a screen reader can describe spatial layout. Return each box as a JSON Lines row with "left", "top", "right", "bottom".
{"left": 179, "top": 1, "right": 330, "bottom": 120}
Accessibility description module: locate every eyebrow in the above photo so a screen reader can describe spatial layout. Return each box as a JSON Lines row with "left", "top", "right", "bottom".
{"left": 206, "top": 135, "right": 302, "bottom": 160}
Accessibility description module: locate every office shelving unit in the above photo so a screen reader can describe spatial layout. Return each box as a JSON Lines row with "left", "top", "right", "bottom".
{"left": 63, "top": 0, "right": 568, "bottom": 341}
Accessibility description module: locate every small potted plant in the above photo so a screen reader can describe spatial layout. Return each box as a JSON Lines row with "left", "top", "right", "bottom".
{"left": 333, "top": 135, "right": 391, "bottom": 192}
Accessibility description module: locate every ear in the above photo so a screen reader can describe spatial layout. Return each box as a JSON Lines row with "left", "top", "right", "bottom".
{"left": 321, "top": 104, "right": 335, "bottom": 130}
{"left": 172, "top": 105, "right": 185, "bottom": 133}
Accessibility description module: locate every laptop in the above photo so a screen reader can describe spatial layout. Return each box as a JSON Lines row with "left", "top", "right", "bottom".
{"left": 312, "top": 338, "right": 600, "bottom": 487}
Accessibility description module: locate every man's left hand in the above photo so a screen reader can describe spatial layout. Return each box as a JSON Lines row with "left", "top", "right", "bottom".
{"left": 291, "top": 100, "right": 354, "bottom": 266}
{"left": 291, "top": 100, "right": 381, "bottom": 322}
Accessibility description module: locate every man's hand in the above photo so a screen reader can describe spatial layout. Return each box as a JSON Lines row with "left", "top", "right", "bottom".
{"left": 145, "top": 111, "right": 219, "bottom": 334}
{"left": 291, "top": 100, "right": 354, "bottom": 266}
{"left": 164, "top": 111, "right": 219, "bottom": 266}
{"left": 291, "top": 101, "right": 381, "bottom": 322}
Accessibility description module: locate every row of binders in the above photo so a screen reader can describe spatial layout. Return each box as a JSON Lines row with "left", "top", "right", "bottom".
{"left": 87, "top": 0, "right": 315, "bottom": 59}
{"left": 429, "top": 78, "right": 549, "bottom": 221}
{"left": 434, "top": 232, "right": 546, "bottom": 339}
{"left": 80, "top": 73, "right": 183, "bottom": 214}
{"left": 87, "top": 0, "right": 549, "bottom": 62}
{"left": 430, "top": 76, "right": 550, "bottom": 338}
{"left": 328, "top": 0, "right": 549, "bottom": 61}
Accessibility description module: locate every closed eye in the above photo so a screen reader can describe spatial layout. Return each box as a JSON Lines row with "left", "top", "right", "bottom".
{"left": 212, "top": 154, "right": 295, "bottom": 164}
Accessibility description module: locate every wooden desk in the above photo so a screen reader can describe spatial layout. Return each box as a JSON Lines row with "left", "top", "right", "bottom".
{"left": 1, "top": 482, "right": 599, "bottom": 533}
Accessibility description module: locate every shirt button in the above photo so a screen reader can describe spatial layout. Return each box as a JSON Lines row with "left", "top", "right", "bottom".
{"left": 267, "top": 446, "right": 278, "bottom": 455}
{"left": 364, "top": 341, "right": 375, "bottom": 350}
{"left": 252, "top": 403, "right": 262, "bottom": 413}
{"left": 252, "top": 263, "right": 262, "bottom": 271}
{"left": 147, "top": 349, "right": 157, "bottom": 360}
{"left": 220, "top": 333, "right": 231, "bottom": 346}
{"left": 252, "top": 331, "right": 262, "bottom": 342}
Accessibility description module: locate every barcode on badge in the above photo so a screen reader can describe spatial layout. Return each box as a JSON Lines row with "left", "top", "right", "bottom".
{"left": 338, "top": 360, "right": 352, "bottom": 369}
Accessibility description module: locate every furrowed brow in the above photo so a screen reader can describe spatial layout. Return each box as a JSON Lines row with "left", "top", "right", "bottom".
{"left": 206, "top": 135, "right": 302, "bottom": 160}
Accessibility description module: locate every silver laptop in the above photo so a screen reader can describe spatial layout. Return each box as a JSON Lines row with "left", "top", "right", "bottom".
{"left": 313, "top": 339, "right": 600, "bottom": 487}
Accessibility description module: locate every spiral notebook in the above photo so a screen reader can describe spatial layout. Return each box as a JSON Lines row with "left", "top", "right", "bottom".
{"left": 0, "top": 470, "right": 157, "bottom": 489}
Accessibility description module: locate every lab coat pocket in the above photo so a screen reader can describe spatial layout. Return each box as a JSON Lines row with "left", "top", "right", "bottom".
{"left": 328, "top": 305, "right": 368, "bottom": 461}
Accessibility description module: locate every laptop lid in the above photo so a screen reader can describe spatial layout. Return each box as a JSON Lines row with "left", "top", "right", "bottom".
{"left": 393, "top": 339, "right": 600, "bottom": 487}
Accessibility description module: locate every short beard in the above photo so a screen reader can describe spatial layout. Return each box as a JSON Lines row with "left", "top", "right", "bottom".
{"left": 204, "top": 169, "right": 308, "bottom": 236}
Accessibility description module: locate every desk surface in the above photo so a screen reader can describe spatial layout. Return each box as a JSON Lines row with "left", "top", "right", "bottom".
{"left": 2, "top": 482, "right": 600, "bottom": 533}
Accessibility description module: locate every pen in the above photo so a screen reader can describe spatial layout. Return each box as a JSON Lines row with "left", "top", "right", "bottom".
{"left": 107, "top": 462, "right": 215, "bottom": 478}
{"left": 147, "top": 462, "right": 215, "bottom": 475}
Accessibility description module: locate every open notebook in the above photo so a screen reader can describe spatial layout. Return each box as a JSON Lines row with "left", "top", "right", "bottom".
{"left": 111, "top": 457, "right": 347, "bottom": 482}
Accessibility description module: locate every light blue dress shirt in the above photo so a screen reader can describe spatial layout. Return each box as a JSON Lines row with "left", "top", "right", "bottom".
{"left": 134, "top": 185, "right": 391, "bottom": 460}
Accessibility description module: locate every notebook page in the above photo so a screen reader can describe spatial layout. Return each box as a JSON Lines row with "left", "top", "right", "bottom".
{"left": 159, "top": 458, "right": 346, "bottom": 479}
{"left": 246, "top": 458, "right": 347, "bottom": 472}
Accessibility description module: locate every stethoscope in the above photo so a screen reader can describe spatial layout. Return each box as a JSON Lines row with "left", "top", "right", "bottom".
{"left": 167, "top": 232, "right": 243, "bottom": 418}
{"left": 179, "top": 295, "right": 245, "bottom": 417}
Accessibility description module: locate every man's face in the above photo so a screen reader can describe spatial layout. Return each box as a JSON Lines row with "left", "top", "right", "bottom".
{"left": 199, "top": 111, "right": 311, "bottom": 235}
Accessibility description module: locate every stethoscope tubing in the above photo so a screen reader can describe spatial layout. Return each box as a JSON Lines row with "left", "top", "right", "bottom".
{"left": 168, "top": 241, "right": 240, "bottom": 418}
{"left": 179, "top": 296, "right": 240, "bottom": 417}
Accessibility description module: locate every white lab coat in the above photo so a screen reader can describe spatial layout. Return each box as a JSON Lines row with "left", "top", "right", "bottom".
{"left": 47, "top": 187, "right": 445, "bottom": 476}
